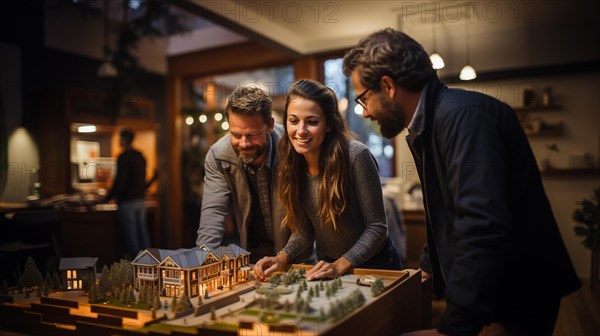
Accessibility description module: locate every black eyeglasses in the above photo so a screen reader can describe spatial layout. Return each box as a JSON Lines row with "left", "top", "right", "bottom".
{"left": 354, "top": 86, "right": 374, "bottom": 109}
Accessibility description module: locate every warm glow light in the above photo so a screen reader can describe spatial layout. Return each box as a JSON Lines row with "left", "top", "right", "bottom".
{"left": 354, "top": 104, "right": 363, "bottom": 115}
{"left": 97, "top": 61, "right": 118, "bottom": 78}
{"left": 214, "top": 113, "right": 223, "bottom": 121}
{"left": 199, "top": 114, "right": 208, "bottom": 123}
{"left": 429, "top": 53, "right": 445, "bottom": 70}
{"left": 221, "top": 121, "right": 229, "bottom": 130}
{"left": 459, "top": 65, "right": 477, "bottom": 80}
{"left": 78, "top": 125, "right": 97, "bottom": 133}
{"left": 185, "top": 116, "right": 194, "bottom": 125}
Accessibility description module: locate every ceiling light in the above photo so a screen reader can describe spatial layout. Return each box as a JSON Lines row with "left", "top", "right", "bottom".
{"left": 459, "top": 65, "right": 477, "bottom": 80}
{"left": 97, "top": 0, "right": 118, "bottom": 78}
{"left": 429, "top": 53, "right": 445, "bottom": 70}
{"left": 78, "top": 125, "right": 97, "bottom": 133}
{"left": 460, "top": 20, "right": 477, "bottom": 81}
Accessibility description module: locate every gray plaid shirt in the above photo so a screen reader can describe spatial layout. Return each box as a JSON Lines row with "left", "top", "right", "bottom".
{"left": 245, "top": 135, "right": 274, "bottom": 240}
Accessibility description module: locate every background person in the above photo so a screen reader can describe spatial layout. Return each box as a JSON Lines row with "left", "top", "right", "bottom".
{"left": 104, "top": 128, "right": 151, "bottom": 260}
{"left": 254, "top": 79, "right": 401, "bottom": 281}
{"left": 343, "top": 28, "right": 580, "bottom": 335}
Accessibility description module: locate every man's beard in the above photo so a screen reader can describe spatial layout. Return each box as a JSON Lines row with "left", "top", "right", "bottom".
{"left": 377, "top": 96, "right": 407, "bottom": 139}
{"left": 234, "top": 139, "right": 268, "bottom": 165}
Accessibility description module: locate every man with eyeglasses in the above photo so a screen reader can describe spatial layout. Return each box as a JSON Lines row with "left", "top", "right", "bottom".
{"left": 343, "top": 28, "right": 580, "bottom": 336}
{"left": 197, "top": 86, "right": 313, "bottom": 264}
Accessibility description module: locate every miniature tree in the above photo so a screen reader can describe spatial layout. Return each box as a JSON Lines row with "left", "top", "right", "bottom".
{"left": 42, "top": 281, "right": 50, "bottom": 297}
{"left": 44, "top": 271, "right": 52, "bottom": 286}
{"left": 371, "top": 278, "right": 385, "bottom": 297}
{"left": 295, "top": 298, "right": 304, "bottom": 313}
{"left": 329, "top": 301, "right": 339, "bottom": 320}
{"left": 20, "top": 257, "right": 43, "bottom": 297}
{"left": 119, "top": 286, "right": 126, "bottom": 303}
{"left": 107, "top": 260, "right": 134, "bottom": 297}
{"left": 88, "top": 282, "right": 98, "bottom": 303}
{"left": 351, "top": 289, "right": 366, "bottom": 307}
{"left": 145, "top": 288, "right": 154, "bottom": 307}
{"left": 137, "top": 286, "right": 146, "bottom": 304}
{"left": 128, "top": 286, "right": 136, "bottom": 304}
{"left": 153, "top": 291, "right": 161, "bottom": 310}
{"left": 177, "top": 290, "right": 192, "bottom": 312}
{"left": 302, "top": 300, "right": 310, "bottom": 314}
{"left": 210, "top": 305, "right": 217, "bottom": 320}
{"left": 170, "top": 296, "right": 178, "bottom": 313}
{"left": 99, "top": 265, "right": 112, "bottom": 298}
{"left": 52, "top": 271, "right": 62, "bottom": 290}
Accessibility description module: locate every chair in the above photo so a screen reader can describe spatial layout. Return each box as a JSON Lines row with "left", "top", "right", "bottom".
{"left": 0, "top": 209, "right": 60, "bottom": 285}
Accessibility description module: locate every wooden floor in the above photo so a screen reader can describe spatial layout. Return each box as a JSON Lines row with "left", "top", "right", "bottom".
{"left": 431, "top": 279, "right": 600, "bottom": 335}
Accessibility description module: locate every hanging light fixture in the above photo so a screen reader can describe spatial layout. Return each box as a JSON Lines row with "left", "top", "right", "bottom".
{"left": 97, "top": 0, "right": 118, "bottom": 78}
{"left": 459, "top": 19, "right": 476, "bottom": 80}
{"left": 429, "top": 22, "right": 445, "bottom": 70}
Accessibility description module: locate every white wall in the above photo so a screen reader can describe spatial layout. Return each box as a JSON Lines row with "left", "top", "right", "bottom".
{"left": 394, "top": 72, "right": 600, "bottom": 278}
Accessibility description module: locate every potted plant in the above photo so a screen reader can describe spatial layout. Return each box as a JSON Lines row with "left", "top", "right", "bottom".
{"left": 573, "top": 187, "right": 600, "bottom": 289}
{"left": 540, "top": 142, "right": 559, "bottom": 171}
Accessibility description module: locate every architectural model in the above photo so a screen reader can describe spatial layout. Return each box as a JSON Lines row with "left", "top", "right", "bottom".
{"left": 0, "top": 246, "right": 421, "bottom": 335}
{"left": 59, "top": 257, "right": 99, "bottom": 291}
{"left": 131, "top": 244, "right": 251, "bottom": 299}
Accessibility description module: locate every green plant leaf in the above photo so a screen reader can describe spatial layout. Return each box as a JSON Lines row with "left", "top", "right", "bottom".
{"left": 573, "top": 187, "right": 600, "bottom": 250}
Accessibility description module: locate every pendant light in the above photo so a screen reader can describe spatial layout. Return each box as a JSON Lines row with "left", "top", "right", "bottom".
{"left": 429, "top": 23, "right": 445, "bottom": 70}
{"left": 459, "top": 19, "right": 476, "bottom": 80}
{"left": 97, "top": 0, "right": 118, "bottom": 78}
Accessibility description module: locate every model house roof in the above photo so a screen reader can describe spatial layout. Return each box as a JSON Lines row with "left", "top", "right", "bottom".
{"left": 213, "top": 244, "right": 250, "bottom": 259}
{"left": 59, "top": 257, "right": 99, "bottom": 270}
{"left": 131, "top": 244, "right": 249, "bottom": 269}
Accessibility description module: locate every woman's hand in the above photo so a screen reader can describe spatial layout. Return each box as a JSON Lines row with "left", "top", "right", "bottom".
{"left": 305, "top": 257, "right": 352, "bottom": 281}
{"left": 253, "top": 252, "right": 288, "bottom": 281}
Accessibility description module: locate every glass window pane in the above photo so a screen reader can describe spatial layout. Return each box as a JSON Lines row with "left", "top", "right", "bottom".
{"left": 324, "top": 58, "right": 394, "bottom": 177}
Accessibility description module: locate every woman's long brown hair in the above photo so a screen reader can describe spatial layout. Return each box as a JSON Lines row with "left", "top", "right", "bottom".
{"left": 278, "top": 79, "right": 353, "bottom": 233}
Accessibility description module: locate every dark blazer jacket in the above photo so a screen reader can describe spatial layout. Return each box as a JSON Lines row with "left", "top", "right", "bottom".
{"left": 406, "top": 78, "right": 580, "bottom": 335}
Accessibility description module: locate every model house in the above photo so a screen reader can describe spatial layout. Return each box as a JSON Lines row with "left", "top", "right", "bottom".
{"left": 131, "top": 244, "right": 250, "bottom": 298}
{"left": 58, "top": 257, "right": 99, "bottom": 291}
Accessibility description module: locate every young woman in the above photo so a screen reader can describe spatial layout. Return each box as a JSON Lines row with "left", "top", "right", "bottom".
{"left": 254, "top": 79, "right": 401, "bottom": 281}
